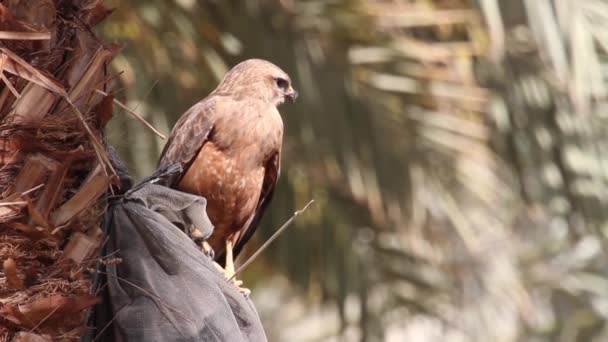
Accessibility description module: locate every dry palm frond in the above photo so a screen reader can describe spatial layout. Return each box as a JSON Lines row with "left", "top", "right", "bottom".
{"left": 0, "top": 0, "right": 121, "bottom": 340}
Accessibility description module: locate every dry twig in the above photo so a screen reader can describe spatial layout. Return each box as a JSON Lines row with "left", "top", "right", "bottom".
{"left": 94, "top": 89, "right": 166, "bottom": 139}
{"left": 229, "top": 200, "right": 315, "bottom": 280}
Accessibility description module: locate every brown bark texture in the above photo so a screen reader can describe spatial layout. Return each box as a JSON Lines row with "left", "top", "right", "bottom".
{"left": 0, "top": 0, "right": 118, "bottom": 340}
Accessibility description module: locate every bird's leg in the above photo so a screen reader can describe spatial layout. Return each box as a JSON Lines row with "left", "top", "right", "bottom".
{"left": 224, "top": 236, "right": 250, "bottom": 297}
{"left": 225, "top": 238, "right": 235, "bottom": 278}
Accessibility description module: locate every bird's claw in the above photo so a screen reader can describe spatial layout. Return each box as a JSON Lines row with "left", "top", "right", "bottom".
{"left": 226, "top": 273, "right": 251, "bottom": 297}
{"left": 213, "top": 262, "right": 250, "bottom": 297}
{"left": 238, "top": 286, "right": 251, "bottom": 297}
{"left": 230, "top": 279, "right": 251, "bottom": 297}
{"left": 191, "top": 226, "right": 215, "bottom": 259}
{"left": 201, "top": 241, "right": 215, "bottom": 259}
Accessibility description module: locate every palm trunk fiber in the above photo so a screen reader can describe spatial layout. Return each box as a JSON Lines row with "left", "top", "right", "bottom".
{"left": 0, "top": 0, "right": 118, "bottom": 340}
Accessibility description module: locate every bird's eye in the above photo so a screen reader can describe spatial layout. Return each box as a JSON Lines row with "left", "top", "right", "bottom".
{"left": 275, "top": 78, "right": 288, "bottom": 89}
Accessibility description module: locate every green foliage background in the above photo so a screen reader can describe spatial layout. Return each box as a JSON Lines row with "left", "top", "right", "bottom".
{"left": 102, "top": 0, "right": 608, "bottom": 341}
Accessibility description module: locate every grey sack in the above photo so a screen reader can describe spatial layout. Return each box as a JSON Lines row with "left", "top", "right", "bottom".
{"left": 84, "top": 174, "right": 267, "bottom": 342}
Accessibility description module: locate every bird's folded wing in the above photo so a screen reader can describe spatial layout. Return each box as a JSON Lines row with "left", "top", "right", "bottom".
{"left": 158, "top": 98, "right": 217, "bottom": 185}
{"left": 233, "top": 151, "right": 281, "bottom": 259}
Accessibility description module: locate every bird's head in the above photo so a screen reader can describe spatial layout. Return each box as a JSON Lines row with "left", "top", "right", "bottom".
{"left": 214, "top": 59, "right": 298, "bottom": 107}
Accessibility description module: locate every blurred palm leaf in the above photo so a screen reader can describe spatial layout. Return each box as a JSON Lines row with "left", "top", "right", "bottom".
{"left": 102, "top": 0, "right": 608, "bottom": 341}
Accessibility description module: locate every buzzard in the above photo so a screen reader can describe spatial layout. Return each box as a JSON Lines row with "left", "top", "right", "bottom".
{"left": 158, "top": 59, "right": 297, "bottom": 282}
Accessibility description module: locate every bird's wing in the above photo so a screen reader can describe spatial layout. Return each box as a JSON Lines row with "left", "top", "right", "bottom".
{"left": 233, "top": 150, "right": 281, "bottom": 259}
{"left": 158, "top": 97, "right": 217, "bottom": 186}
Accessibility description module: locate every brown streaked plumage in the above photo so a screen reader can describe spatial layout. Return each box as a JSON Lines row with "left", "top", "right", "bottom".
{"left": 158, "top": 59, "right": 297, "bottom": 270}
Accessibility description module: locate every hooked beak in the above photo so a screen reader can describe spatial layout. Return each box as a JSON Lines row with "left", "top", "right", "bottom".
{"left": 285, "top": 87, "right": 298, "bottom": 103}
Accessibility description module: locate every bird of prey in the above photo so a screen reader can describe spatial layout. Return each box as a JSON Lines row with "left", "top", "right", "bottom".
{"left": 158, "top": 59, "right": 297, "bottom": 282}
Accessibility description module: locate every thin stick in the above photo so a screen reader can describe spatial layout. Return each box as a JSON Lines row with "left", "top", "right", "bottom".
{"left": 21, "top": 183, "right": 45, "bottom": 196}
{"left": 94, "top": 269, "right": 188, "bottom": 320}
{"left": 1, "top": 73, "right": 21, "bottom": 98}
{"left": 132, "top": 79, "right": 159, "bottom": 113}
{"left": 92, "top": 310, "right": 121, "bottom": 342}
{"left": 64, "top": 97, "right": 116, "bottom": 177}
{"left": 228, "top": 199, "right": 315, "bottom": 281}
{"left": 95, "top": 89, "right": 166, "bottom": 139}
{"left": 0, "top": 31, "right": 51, "bottom": 40}
{"left": 28, "top": 305, "right": 61, "bottom": 333}
{"left": 0, "top": 201, "right": 27, "bottom": 206}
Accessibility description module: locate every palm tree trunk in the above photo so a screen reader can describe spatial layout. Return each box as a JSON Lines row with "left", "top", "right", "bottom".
{"left": 0, "top": 0, "right": 117, "bottom": 340}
